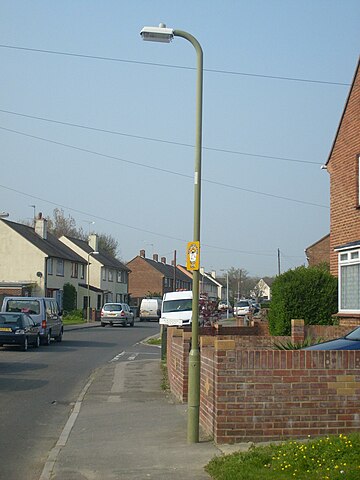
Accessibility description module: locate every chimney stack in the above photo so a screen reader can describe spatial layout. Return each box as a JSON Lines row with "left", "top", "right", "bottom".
{"left": 140, "top": 249, "right": 145, "bottom": 258}
{"left": 35, "top": 212, "right": 47, "bottom": 240}
{"left": 161, "top": 257, "right": 166, "bottom": 264}
{"left": 153, "top": 253, "right": 158, "bottom": 262}
{"left": 88, "top": 234, "right": 99, "bottom": 252}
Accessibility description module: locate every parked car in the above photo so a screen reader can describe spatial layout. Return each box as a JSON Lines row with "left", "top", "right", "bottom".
{"left": 233, "top": 299, "right": 253, "bottom": 316}
{"left": 1, "top": 297, "right": 63, "bottom": 345}
{"left": 100, "top": 303, "right": 134, "bottom": 327}
{"left": 0, "top": 312, "right": 41, "bottom": 351}
{"left": 139, "top": 298, "right": 162, "bottom": 322}
{"left": 303, "top": 326, "right": 360, "bottom": 350}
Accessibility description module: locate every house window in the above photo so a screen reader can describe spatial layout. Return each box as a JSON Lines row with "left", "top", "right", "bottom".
{"left": 71, "top": 262, "right": 78, "bottom": 278}
{"left": 56, "top": 259, "right": 64, "bottom": 276}
{"left": 108, "top": 269, "right": 114, "bottom": 282}
{"left": 47, "top": 258, "right": 53, "bottom": 275}
{"left": 117, "top": 271, "right": 123, "bottom": 283}
{"left": 80, "top": 264, "right": 85, "bottom": 279}
{"left": 339, "top": 248, "right": 360, "bottom": 311}
{"left": 102, "top": 267, "right": 106, "bottom": 281}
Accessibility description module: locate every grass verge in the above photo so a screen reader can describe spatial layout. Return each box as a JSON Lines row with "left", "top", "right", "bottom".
{"left": 205, "top": 433, "right": 360, "bottom": 480}
{"left": 63, "top": 310, "right": 86, "bottom": 325}
{"left": 161, "top": 361, "right": 170, "bottom": 391}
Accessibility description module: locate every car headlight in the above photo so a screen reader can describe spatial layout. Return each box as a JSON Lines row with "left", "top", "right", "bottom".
{"left": 15, "top": 329, "right": 25, "bottom": 334}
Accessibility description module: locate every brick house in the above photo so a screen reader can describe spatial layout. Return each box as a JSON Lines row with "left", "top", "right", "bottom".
{"left": 325, "top": 58, "right": 360, "bottom": 319}
{"left": 127, "top": 250, "right": 192, "bottom": 307}
{"left": 305, "top": 233, "right": 330, "bottom": 267}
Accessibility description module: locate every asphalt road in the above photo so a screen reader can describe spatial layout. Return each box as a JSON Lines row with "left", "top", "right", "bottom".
{"left": 0, "top": 321, "right": 160, "bottom": 480}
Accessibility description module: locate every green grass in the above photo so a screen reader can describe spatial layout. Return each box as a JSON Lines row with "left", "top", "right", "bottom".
{"left": 160, "top": 361, "right": 169, "bottom": 391}
{"left": 205, "top": 433, "right": 360, "bottom": 480}
{"left": 63, "top": 310, "right": 86, "bottom": 325}
{"left": 145, "top": 336, "right": 161, "bottom": 346}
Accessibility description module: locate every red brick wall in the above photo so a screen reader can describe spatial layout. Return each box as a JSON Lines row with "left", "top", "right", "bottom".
{"left": 305, "top": 235, "right": 330, "bottom": 267}
{"left": 127, "top": 256, "right": 163, "bottom": 298}
{"left": 327, "top": 62, "right": 360, "bottom": 276}
{"left": 200, "top": 345, "right": 360, "bottom": 443}
{"left": 167, "top": 328, "right": 190, "bottom": 402}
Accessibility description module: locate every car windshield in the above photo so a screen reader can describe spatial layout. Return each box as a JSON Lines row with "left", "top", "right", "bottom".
{"left": 6, "top": 300, "right": 40, "bottom": 315}
{"left": 345, "top": 327, "right": 360, "bottom": 341}
{"left": 103, "top": 304, "right": 122, "bottom": 311}
{"left": 0, "top": 314, "right": 23, "bottom": 326}
{"left": 163, "top": 299, "right": 192, "bottom": 313}
{"left": 236, "top": 301, "right": 249, "bottom": 307}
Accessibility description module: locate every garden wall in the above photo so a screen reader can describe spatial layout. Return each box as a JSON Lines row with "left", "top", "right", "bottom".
{"left": 200, "top": 341, "right": 360, "bottom": 443}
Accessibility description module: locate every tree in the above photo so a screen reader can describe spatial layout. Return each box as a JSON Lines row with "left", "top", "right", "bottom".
{"left": 97, "top": 233, "right": 119, "bottom": 258}
{"left": 268, "top": 265, "right": 338, "bottom": 335}
{"left": 47, "top": 208, "right": 86, "bottom": 239}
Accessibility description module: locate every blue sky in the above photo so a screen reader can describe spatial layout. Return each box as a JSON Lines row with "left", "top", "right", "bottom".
{"left": 0, "top": 1, "right": 359, "bottom": 277}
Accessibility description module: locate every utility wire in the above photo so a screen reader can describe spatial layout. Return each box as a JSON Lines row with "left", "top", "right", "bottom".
{"left": 0, "top": 125, "right": 329, "bottom": 209}
{"left": 0, "top": 44, "right": 351, "bottom": 87}
{"left": 0, "top": 108, "right": 322, "bottom": 166}
{"left": 0, "top": 182, "right": 280, "bottom": 258}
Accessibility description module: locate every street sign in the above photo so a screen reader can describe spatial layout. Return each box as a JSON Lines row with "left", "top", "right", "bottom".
{"left": 186, "top": 241, "right": 200, "bottom": 271}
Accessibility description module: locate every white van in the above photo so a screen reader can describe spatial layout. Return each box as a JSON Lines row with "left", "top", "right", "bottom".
{"left": 1, "top": 297, "right": 63, "bottom": 345}
{"left": 139, "top": 298, "right": 162, "bottom": 322}
{"left": 160, "top": 291, "right": 193, "bottom": 327}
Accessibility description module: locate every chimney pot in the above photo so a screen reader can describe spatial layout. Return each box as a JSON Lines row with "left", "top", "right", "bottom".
{"left": 161, "top": 257, "right": 166, "bottom": 264}
{"left": 140, "top": 249, "right": 145, "bottom": 258}
{"left": 153, "top": 253, "right": 158, "bottom": 262}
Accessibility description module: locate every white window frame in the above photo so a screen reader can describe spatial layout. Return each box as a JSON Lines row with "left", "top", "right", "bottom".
{"left": 338, "top": 246, "right": 360, "bottom": 313}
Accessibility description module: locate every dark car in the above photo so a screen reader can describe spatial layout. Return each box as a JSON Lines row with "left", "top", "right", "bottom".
{"left": 0, "top": 312, "right": 41, "bottom": 351}
{"left": 303, "top": 326, "right": 360, "bottom": 350}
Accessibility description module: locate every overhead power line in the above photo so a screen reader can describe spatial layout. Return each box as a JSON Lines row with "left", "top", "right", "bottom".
{"left": 0, "top": 182, "right": 280, "bottom": 258}
{"left": 0, "top": 125, "right": 329, "bottom": 209}
{"left": 0, "top": 108, "right": 322, "bottom": 166}
{"left": 0, "top": 44, "right": 351, "bottom": 87}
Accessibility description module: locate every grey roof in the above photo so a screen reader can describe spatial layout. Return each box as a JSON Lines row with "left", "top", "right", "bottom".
{"left": 63, "top": 236, "right": 130, "bottom": 271}
{"left": 143, "top": 257, "right": 191, "bottom": 284}
{"left": 2, "top": 220, "right": 86, "bottom": 263}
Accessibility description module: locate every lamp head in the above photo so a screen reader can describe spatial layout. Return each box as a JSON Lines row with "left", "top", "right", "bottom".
{"left": 140, "top": 23, "right": 174, "bottom": 43}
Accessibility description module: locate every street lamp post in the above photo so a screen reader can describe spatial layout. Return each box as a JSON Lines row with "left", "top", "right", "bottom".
{"left": 140, "top": 23, "right": 203, "bottom": 443}
{"left": 87, "top": 251, "right": 99, "bottom": 322}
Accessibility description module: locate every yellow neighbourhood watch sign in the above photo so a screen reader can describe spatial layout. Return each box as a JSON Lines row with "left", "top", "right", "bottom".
{"left": 186, "top": 241, "right": 200, "bottom": 271}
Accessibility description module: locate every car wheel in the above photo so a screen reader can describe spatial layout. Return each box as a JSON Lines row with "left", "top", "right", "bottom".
{"left": 55, "top": 330, "right": 63, "bottom": 343}
{"left": 42, "top": 332, "right": 51, "bottom": 346}
{"left": 23, "top": 337, "right": 28, "bottom": 351}
{"left": 101, "top": 322, "right": 106, "bottom": 327}
{"left": 35, "top": 335, "right": 40, "bottom": 348}
{"left": 130, "top": 319, "right": 135, "bottom": 327}
{"left": 109, "top": 322, "right": 113, "bottom": 327}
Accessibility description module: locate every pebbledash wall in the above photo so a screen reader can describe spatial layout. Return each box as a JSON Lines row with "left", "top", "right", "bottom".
{"left": 166, "top": 320, "right": 360, "bottom": 444}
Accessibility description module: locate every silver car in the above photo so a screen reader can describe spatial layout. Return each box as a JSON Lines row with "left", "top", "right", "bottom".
{"left": 233, "top": 299, "right": 253, "bottom": 316}
{"left": 100, "top": 303, "right": 134, "bottom": 327}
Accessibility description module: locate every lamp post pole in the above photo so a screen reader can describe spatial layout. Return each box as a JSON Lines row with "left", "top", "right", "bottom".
{"left": 87, "top": 251, "right": 99, "bottom": 322}
{"left": 140, "top": 24, "right": 203, "bottom": 443}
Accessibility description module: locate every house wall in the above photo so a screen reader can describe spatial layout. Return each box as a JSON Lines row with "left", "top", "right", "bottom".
{"left": 127, "top": 256, "right": 163, "bottom": 298}
{"left": 327, "top": 64, "right": 360, "bottom": 276}
{"left": 305, "top": 234, "right": 330, "bottom": 267}
{"left": 0, "top": 221, "right": 45, "bottom": 295}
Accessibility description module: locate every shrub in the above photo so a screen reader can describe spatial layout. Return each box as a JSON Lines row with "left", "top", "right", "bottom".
{"left": 63, "top": 283, "right": 77, "bottom": 313}
{"left": 268, "top": 265, "right": 338, "bottom": 335}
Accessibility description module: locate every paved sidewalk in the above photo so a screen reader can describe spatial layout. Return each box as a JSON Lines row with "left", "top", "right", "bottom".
{"left": 47, "top": 358, "right": 221, "bottom": 479}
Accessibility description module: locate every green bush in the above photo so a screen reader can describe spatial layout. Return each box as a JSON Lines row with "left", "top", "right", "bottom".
{"left": 268, "top": 265, "right": 338, "bottom": 335}
{"left": 63, "top": 283, "right": 77, "bottom": 313}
